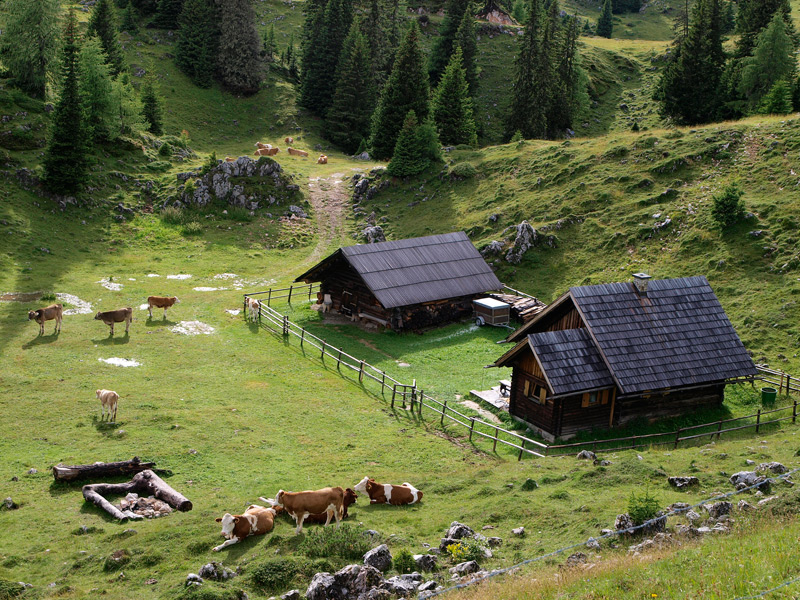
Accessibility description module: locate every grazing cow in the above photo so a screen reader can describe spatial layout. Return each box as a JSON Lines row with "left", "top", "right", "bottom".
{"left": 255, "top": 142, "right": 272, "bottom": 150}
{"left": 317, "top": 155, "right": 328, "bottom": 164}
{"left": 28, "top": 303, "right": 63, "bottom": 336}
{"left": 272, "top": 487, "right": 345, "bottom": 534}
{"left": 287, "top": 147, "right": 309, "bottom": 157}
{"left": 254, "top": 147, "right": 280, "bottom": 157}
{"left": 96, "top": 389, "right": 120, "bottom": 422}
{"left": 246, "top": 297, "right": 260, "bottom": 321}
{"left": 353, "top": 477, "right": 423, "bottom": 505}
{"left": 147, "top": 295, "right": 179, "bottom": 319}
{"left": 213, "top": 504, "right": 281, "bottom": 551}
{"left": 284, "top": 137, "right": 294, "bottom": 144}
{"left": 94, "top": 307, "right": 133, "bottom": 336}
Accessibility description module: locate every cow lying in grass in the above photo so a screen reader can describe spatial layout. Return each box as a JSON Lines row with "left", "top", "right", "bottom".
{"left": 353, "top": 477, "right": 423, "bottom": 505}
{"left": 272, "top": 487, "right": 345, "bottom": 534}
{"left": 260, "top": 488, "right": 357, "bottom": 525}
{"left": 28, "top": 303, "right": 63, "bottom": 336}
{"left": 213, "top": 504, "right": 281, "bottom": 551}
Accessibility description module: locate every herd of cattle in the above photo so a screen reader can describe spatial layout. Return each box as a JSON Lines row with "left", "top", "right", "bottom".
{"left": 237, "top": 139, "right": 328, "bottom": 164}
{"left": 213, "top": 478, "right": 423, "bottom": 551}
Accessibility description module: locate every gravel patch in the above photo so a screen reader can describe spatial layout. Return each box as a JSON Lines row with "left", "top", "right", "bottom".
{"left": 171, "top": 321, "right": 215, "bottom": 335}
{"left": 98, "top": 357, "right": 141, "bottom": 367}
{"left": 57, "top": 293, "right": 93, "bottom": 315}
{"left": 193, "top": 287, "right": 226, "bottom": 292}
{"left": 167, "top": 274, "right": 192, "bottom": 280}
{"left": 97, "top": 278, "right": 123, "bottom": 291}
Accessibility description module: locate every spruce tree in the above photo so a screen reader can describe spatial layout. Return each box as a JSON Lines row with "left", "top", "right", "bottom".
{"left": 131, "top": 0, "right": 158, "bottom": 14}
{"left": 217, "top": 0, "right": 263, "bottom": 94}
{"left": 109, "top": 73, "right": 146, "bottom": 138}
{"left": 454, "top": 10, "right": 479, "bottom": 95}
{"left": 43, "top": 9, "right": 89, "bottom": 195}
{"left": 287, "top": 34, "right": 299, "bottom": 81}
{"left": 432, "top": 47, "right": 477, "bottom": 146}
{"left": 121, "top": 2, "right": 139, "bottom": 33}
{"left": 739, "top": 14, "right": 796, "bottom": 111}
{"left": 369, "top": 21, "right": 430, "bottom": 160}
{"left": 361, "top": 0, "right": 394, "bottom": 87}
{"left": 387, "top": 111, "right": 429, "bottom": 176}
{"left": 735, "top": 0, "right": 795, "bottom": 59}
{"left": 299, "top": 0, "right": 331, "bottom": 109}
{"left": 79, "top": 36, "right": 115, "bottom": 141}
{"left": 0, "top": 0, "right": 63, "bottom": 100}
{"left": 759, "top": 79, "right": 794, "bottom": 114}
{"left": 325, "top": 22, "right": 376, "bottom": 154}
{"left": 428, "top": 0, "right": 472, "bottom": 84}
{"left": 263, "top": 24, "right": 276, "bottom": 60}
{"left": 597, "top": 0, "right": 613, "bottom": 38}
{"left": 88, "top": 0, "right": 125, "bottom": 75}
{"left": 654, "top": 0, "right": 725, "bottom": 124}
{"left": 154, "top": 0, "right": 184, "bottom": 29}
{"left": 548, "top": 11, "right": 587, "bottom": 137}
{"left": 176, "top": 0, "right": 219, "bottom": 88}
{"left": 141, "top": 75, "right": 164, "bottom": 135}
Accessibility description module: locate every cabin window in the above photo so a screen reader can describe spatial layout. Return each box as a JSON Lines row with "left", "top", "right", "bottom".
{"left": 523, "top": 380, "right": 547, "bottom": 405}
{"left": 582, "top": 389, "right": 612, "bottom": 408}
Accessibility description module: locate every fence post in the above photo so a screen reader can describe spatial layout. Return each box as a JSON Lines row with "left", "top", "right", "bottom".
{"left": 794, "top": 400, "right": 797, "bottom": 424}
{"left": 359, "top": 361, "right": 365, "bottom": 383}
{"left": 337, "top": 349, "right": 342, "bottom": 370}
{"left": 381, "top": 372, "right": 386, "bottom": 390}
{"left": 320, "top": 340, "right": 326, "bottom": 360}
{"left": 288, "top": 285, "right": 293, "bottom": 304}
{"left": 258, "top": 303, "right": 262, "bottom": 325}
{"left": 632, "top": 435, "right": 637, "bottom": 450}
{"left": 756, "top": 409, "right": 761, "bottom": 433}
{"left": 674, "top": 428, "right": 681, "bottom": 450}
{"left": 518, "top": 440, "right": 525, "bottom": 461}
{"left": 715, "top": 419, "right": 723, "bottom": 440}
{"left": 267, "top": 289, "right": 272, "bottom": 306}
{"left": 418, "top": 390, "right": 423, "bottom": 416}
{"left": 300, "top": 328, "right": 305, "bottom": 348}
{"left": 441, "top": 401, "right": 447, "bottom": 426}
{"left": 243, "top": 295, "right": 247, "bottom": 313}
{"left": 391, "top": 385, "right": 396, "bottom": 409}
{"left": 469, "top": 418, "right": 475, "bottom": 442}
{"left": 308, "top": 284, "right": 313, "bottom": 301}
{"left": 493, "top": 428, "right": 499, "bottom": 452}
{"left": 283, "top": 315, "right": 289, "bottom": 336}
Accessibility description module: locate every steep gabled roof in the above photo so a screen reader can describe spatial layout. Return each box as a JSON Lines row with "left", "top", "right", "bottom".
{"left": 294, "top": 232, "right": 502, "bottom": 309}
{"left": 527, "top": 329, "right": 614, "bottom": 396}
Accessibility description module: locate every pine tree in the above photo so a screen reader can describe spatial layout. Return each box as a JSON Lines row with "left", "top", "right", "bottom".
{"left": 287, "top": 33, "right": 299, "bottom": 81}
{"left": 109, "top": 73, "right": 146, "bottom": 138}
{"left": 43, "top": 9, "right": 90, "bottom": 195}
{"left": 79, "top": 36, "right": 115, "bottom": 141}
{"left": 454, "top": 10, "right": 479, "bottom": 95}
{"left": 0, "top": 0, "right": 63, "bottom": 100}
{"left": 131, "top": 0, "right": 158, "bottom": 14}
{"left": 361, "top": 0, "right": 394, "bottom": 87}
{"left": 263, "top": 24, "right": 276, "bottom": 60}
{"left": 722, "top": 0, "right": 736, "bottom": 34}
{"left": 299, "top": 0, "right": 331, "bottom": 109}
{"left": 759, "top": 79, "right": 794, "bottom": 113}
{"left": 154, "top": 0, "right": 184, "bottom": 29}
{"left": 369, "top": 21, "right": 430, "bottom": 160}
{"left": 597, "top": 0, "right": 613, "bottom": 38}
{"left": 548, "top": 11, "right": 587, "bottom": 137}
{"left": 512, "top": 0, "right": 528, "bottom": 24}
{"left": 141, "top": 75, "right": 164, "bottom": 134}
{"left": 428, "top": 0, "right": 472, "bottom": 84}
{"left": 672, "top": 0, "right": 691, "bottom": 40}
{"left": 325, "top": 22, "right": 376, "bottom": 154}
{"left": 216, "top": 0, "right": 263, "bottom": 94}
{"left": 387, "top": 111, "right": 429, "bottom": 176}
{"left": 735, "top": 0, "right": 795, "bottom": 59}
{"left": 739, "top": 13, "right": 796, "bottom": 111}
{"left": 88, "top": 0, "right": 125, "bottom": 75}
{"left": 654, "top": 0, "right": 725, "bottom": 124}
{"left": 432, "top": 47, "right": 477, "bottom": 146}
{"left": 121, "top": 2, "right": 139, "bottom": 33}
{"left": 176, "top": 0, "right": 219, "bottom": 88}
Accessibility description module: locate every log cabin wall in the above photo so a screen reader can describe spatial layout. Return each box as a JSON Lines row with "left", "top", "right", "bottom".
{"left": 617, "top": 384, "right": 725, "bottom": 426}
{"left": 398, "top": 295, "right": 477, "bottom": 330}
{"left": 557, "top": 388, "right": 615, "bottom": 439}
{"left": 319, "top": 261, "right": 390, "bottom": 322}
{"left": 521, "top": 298, "right": 585, "bottom": 335}
{"left": 546, "top": 307, "right": 584, "bottom": 332}
{"left": 509, "top": 365, "right": 557, "bottom": 436}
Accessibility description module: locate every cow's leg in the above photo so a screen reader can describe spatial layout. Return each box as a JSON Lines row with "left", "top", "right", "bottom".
{"left": 148, "top": 305, "right": 153, "bottom": 319}
{"left": 39, "top": 321, "right": 44, "bottom": 336}
{"left": 295, "top": 512, "right": 307, "bottom": 535}
{"left": 163, "top": 308, "right": 167, "bottom": 319}
{"left": 109, "top": 322, "right": 114, "bottom": 336}
{"left": 323, "top": 508, "right": 333, "bottom": 527}
{"left": 213, "top": 537, "right": 240, "bottom": 551}
{"left": 55, "top": 315, "right": 61, "bottom": 334}
{"left": 112, "top": 402, "right": 117, "bottom": 422}
{"left": 125, "top": 318, "right": 130, "bottom": 334}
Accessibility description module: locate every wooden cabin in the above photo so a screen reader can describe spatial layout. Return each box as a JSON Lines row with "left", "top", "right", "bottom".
{"left": 492, "top": 274, "right": 758, "bottom": 441}
{"left": 294, "top": 232, "right": 502, "bottom": 331}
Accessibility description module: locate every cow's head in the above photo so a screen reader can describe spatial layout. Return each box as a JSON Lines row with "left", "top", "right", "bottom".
{"left": 273, "top": 490, "right": 285, "bottom": 508}
{"left": 173, "top": 297, "right": 180, "bottom": 303}
{"left": 95, "top": 389, "right": 103, "bottom": 399}
{"left": 353, "top": 477, "right": 370, "bottom": 494}
{"left": 215, "top": 513, "right": 239, "bottom": 538}
{"left": 344, "top": 488, "right": 358, "bottom": 508}
{"left": 93, "top": 312, "right": 103, "bottom": 320}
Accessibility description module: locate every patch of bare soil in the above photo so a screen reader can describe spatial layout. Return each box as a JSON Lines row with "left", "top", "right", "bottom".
{"left": 430, "top": 428, "right": 491, "bottom": 457}
{"left": 460, "top": 400, "right": 503, "bottom": 424}
{"left": 0, "top": 292, "right": 43, "bottom": 302}
{"left": 307, "top": 173, "right": 352, "bottom": 262}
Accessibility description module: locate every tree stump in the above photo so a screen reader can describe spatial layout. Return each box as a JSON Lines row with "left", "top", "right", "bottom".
{"left": 82, "top": 469, "right": 192, "bottom": 521}
{"left": 53, "top": 456, "right": 156, "bottom": 482}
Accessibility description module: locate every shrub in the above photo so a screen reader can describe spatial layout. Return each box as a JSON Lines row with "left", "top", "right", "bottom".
{"left": 250, "top": 557, "right": 302, "bottom": 592}
{"left": 627, "top": 488, "right": 660, "bottom": 525}
{"left": 183, "top": 180, "right": 196, "bottom": 199}
{"left": 510, "top": 130, "right": 523, "bottom": 143}
{"left": 393, "top": 548, "right": 415, "bottom": 574}
{"left": 161, "top": 205, "right": 185, "bottom": 225}
{"left": 183, "top": 221, "right": 203, "bottom": 235}
{"left": 0, "top": 579, "right": 23, "bottom": 599}
{"left": 158, "top": 141, "right": 172, "bottom": 156}
{"left": 145, "top": 160, "right": 170, "bottom": 172}
{"left": 450, "top": 162, "right": 476, "bottom": 179}
{"left": 40, "top": 293, "right": 56, "bottom": 302}
{"left": 201, "top": 151, "right": 218, "bottom": 176}
{"left": 711, "top": 182, "right": 745, "bottom": 228}
{"left": 445, "top": 538, "right": 486, "bottom": 563}
{"left": 176, "top": 583, "right": 248, "bottom": 600}
{"left": 299, "top": 523, "right": 373, "bottom": 560}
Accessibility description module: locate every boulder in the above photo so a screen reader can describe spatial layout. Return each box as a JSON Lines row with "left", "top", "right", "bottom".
{"left": 413, "top": 554, "right": 438, "bottom": 571}
{"left": 668, "top": 476, "right": 699, "bottom": 489}
{"left": 757, "top": 462, "right": 787, "bottom": 475}
{"left": 577, "top": 450, "right": 596, "bottom": 461}
{"left": 585, "top": 538, "right": 601, "bottom": 550}
{"left": 287, "top": 205, "right": 308, "bottom": 219}
{"left": 511, "top": 527, "right": 525, "bottom": 537}
{"left": 686, "top": 510, "right": 701, "bottom": 523}
{"left": 505, "top": 221, "right": 536, "bottom": 264}
{"left": 730, "top": 471, "right": 770, "bottom": 493}
{"left": 198, "top": 562, "right": 236, "bottom": 581}
{"left": 332, "top": 563, "right": 385, "bottom": 597}
{"left": 446, "top": 521, "right": 475, "bottom": 540}
{"left": 306, "top": 573, "right": 345, "bottom": 600}
{"left": 439, "top": 537, "right": 459, "bottom": 551}
{"left": 449, "top": 561, "right": 480, "bottom": 576}
{"left": 185, "top": 573, "right": 203, "bottom": 586}
{"left": 418, "top": 580, "right": 438, "bottom": 592}
{"left": 382, "top": 573, "right": 422, "bottom": 596}
{"left": 480, "top": 240, "right": 505, "bottom": 257}
{"left": 354, "top": 178, "right": 370, "bottom": 195}
{"left": 614, "top": 514, "right": 634, "bottom": 532}
{"left": 362, "top": 589, "right": 391, "bottom": 600}
{"left": 281, "top": 590, "right": 301, "bottom": 600}
{"left": 704, "top": 501, "right": 732, "bottom": 519}
{"left": 487, "top": 537, "right": 502, "bottom": 548}
{"left": 363, "top": 544, "right": 392, "bottom": 573}
{"left": 362, "top": 226, "right": 386, "bottom": 244}
{"left": 2, "top": 497, "right": 18, "bottom": 510}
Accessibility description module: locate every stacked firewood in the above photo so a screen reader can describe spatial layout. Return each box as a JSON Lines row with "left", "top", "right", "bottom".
{"left": 489, "top": 294, "right": 546, "bottom": 322}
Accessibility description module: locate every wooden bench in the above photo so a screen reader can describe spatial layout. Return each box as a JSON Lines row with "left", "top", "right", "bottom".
{"left": 359, "top": 312, "right": 389, "bottom": 327}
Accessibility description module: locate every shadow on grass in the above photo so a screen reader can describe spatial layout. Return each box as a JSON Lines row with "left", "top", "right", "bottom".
{"left": 91, "top": 333, "right": 131, "bottom": 345}
{"left": 144, "top": 317, "right": 178, "bottom": 327}
{"left": 93, "top": 417, "right": 126, "bottom": 435}
{"left": 21, "top": 331, "right": 60, "bottom": 349}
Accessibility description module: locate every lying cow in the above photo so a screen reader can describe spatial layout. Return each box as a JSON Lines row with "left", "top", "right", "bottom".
{"left": 147, "top": 295, "right": 179, "bottom": 319}
{"left": 96, "top": 389, "right": 120, "bottom": 422}
{"left": 284, "top": 136, "right": 294, "bottom": 144}
{"left": 255, "top": 147, "right": 279, "bottom": 157}
{"left": 287, "top": 147, "right": 308, "bottom": 157}
{"left": 213, "top": 504, "right": 281, "bottom": 551}
{"left": 246, "top": 297, "right": 260, "bottom": 321}
{"left": 353, "top": 477, "right": 423, "bottom": 505}
{"left": 28, "top": 303, "right": 63, "bottom": 336}
{"left": 255, "top": 142, "right": 272, "bottom": 150}
{"left": 224, "top": 156, "right": 237, "bottom": 162}
{"left": 94, "top": 307, "right": 133, "bottom": 336}
{"left": 317, "top": 155, "right": 328, "bottom": 164}
{"left": 273, "top": 487, "right": 344, "bottom": 534}
{"left": 260, "top": 488, "right": 357, "bottom": 525}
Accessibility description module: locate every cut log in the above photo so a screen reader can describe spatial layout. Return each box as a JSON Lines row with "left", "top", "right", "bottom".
{"left": 82, "top": 469, "right": 192, "bottom": 521}
{"left": 53, "top": 456, "right": 156, "bottom": 482}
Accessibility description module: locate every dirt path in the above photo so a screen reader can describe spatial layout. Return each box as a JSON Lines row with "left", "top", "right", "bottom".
{"left": 307, "top": 173, "right": 351, "bottom": 262}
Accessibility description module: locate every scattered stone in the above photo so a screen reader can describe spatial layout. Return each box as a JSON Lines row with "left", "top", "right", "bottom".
{"left": 450, "top": 561, "right": 480, "bottom": 576}
{"left": 446, "top": 521, "right": 475, "bottom": 540}
{"left": 27, "top": 468, "right": 37, "bottom": 475}
{"left": 730, "top": 471, "right": 771, "bottom": 493}
{"left": 418, "top": 580, "right": 437, "bottom": 592}
{"left": 363, "top": 544, "right": 392, "bottom": 572}
{"left": 439, "top": 537, "right": 459, "bottom": 552}
{"left": 628, "top": 532, "right": 673, "bottom": 554}
{"left": 757, "top": 462, "right": 787, "bottom": 474}
{"left": 487, "top": 537, "right": 502, "bottom": 547}
{"left": 2, "top": 497, "right": 18, "bottom": 510}
{"left": 666, "top": 502, "right": 690, "bottom": 513}
{"left": 11, "top": 476, "right": 18, "bottom": 482}
{"left": 362, "top": 225, "right": 386, "bottom": 244}
{"left": 615, "top": 514, "right": 634, "bottom": 533}
{"left": 280, "top": 590, "right": 301, "bottom": 600}
{"left": 757, "top": 496, "right": 778, "bottom": 506}
{"left": 737, "top": 500, "right": 754, "bottom": 511}
{"left": 585, "top": 537, "right": 600, "bottom": 550}
{"left": 198, "top": 562, "right": 236, "bottom": 580}
{"left": 745, "top": 459, "right": 756, "bottom": 465}
{"left": 511, "top": 527, "right": 525, "bottom": 537}
{"left": 305, "top": 573, "right": 338, "bottom": 600}
{"left": 383, "top": 573, "right": 422, "bottom": 595}
{"left": 565, "top": 552, "right": 588, "bottom": 567}
{"left": 686, "top": 510, "right": 701, "bottom": 523}
{"left": 704, "top": 501, "right": 732, "bottom": 519}
{"left": 186, "top": 573, "right": 203, "bottom": 586}
{"left": 413, "top": 554, "right": 438, "bottom": 571}
{"left": 577, "top": 450, "right": 596, "bottom": 461}
{"left": 668, "top": 476, "right": 699, "bottom": 489}
{"left": 145, "top": 578, "right": 157, "bottom": 585}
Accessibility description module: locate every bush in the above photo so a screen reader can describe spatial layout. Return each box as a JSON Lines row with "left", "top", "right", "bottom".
{"left": 145, "top": 160, "right": 171, "bottom": 172}
{"left": 40, "top": 293, "right": 56, "bottom": 302}
{"left": 176, "top": 583, "right": 248, "bottom": 600}
{"left": 161, "top": 205, "right": 185, "bottom": 225}
{"left": 183, "top": 180, "right": 196, "bottom": 199}
{"left": 250, "top": 557, "right": 302, "bottom": 592}
{"left": 201, "top": 151, "right": 218, "bottom": 176}
{"left": 158, "top": 141, "right": 172, "bottom": 156}
{"left": 0, "top": 579, "right": 23, "bottom": 599}
{"left": 298, "top": 523, "right": 373, "bottom": 560}
{"left": 393, "top": 548, "right": 415, "bottom": 574}
{"left": 450, "top": 162, "right": 476, "bottom": 179}
{"left": 445, "top": 538, "right": 486, "bottom": 563}
{"left": 627, "top": 488, "right": 660, "bottom": 525}
{"left": 510, "top": 130, "right": 523, "bottom": 143}
{"left": 711, "top": 182, "right": 745, "bottom": 228}
{"left": 183, "top": 221, "right": 203, "bottom": 235}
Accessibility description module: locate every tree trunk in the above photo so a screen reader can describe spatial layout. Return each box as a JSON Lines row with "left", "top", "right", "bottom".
{"left": 53, "top": 456, "right": 156, "bottom": 482}
{"left": 82, "top": 469, "right": 192, "bottom": 521}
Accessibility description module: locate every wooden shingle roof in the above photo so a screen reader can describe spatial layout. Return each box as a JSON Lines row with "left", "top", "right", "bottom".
{"left": 527, "top": 329, "right": 614, "bottom": 396}
{"left": 295, "top": 232, "right": 502, "bottom": 309}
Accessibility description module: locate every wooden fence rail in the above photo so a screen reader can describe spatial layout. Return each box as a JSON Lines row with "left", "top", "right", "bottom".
{"left": 245, "top": 291, "right": 799, "bottom": 459}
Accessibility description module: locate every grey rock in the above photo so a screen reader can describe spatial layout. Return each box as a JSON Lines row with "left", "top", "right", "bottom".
{"left": 615, "top": 514, "right": 634, "bottom": 532}
{"left": 577, "top": 450, "right": 596, "bottom": 460}
{"left": 186, "top": 573, "right": 203, "bottom": 586}
{"left": 749, "top": 230, "right": 765, "bottom": 237}
{"left": 413, "top": 554, "right": 438, "bottom": 571}
{"left": 505, "top": 221, "right": 536, "bottom": 264}
{"left": 668, "top": 476, "right": 699, "bottom": 489}
{"left": 730, "top": 471, "right": 771, "bottom": 492}
{"left": 758, "top": 496, "right": 778, "bottom": 506}
{"left": 566, "top": 552, "right": 588, "bottom": 566}
{"left": 418, "top": 580, "right": 437, "bottom": 592}
{"left": 480, "top": 240, "right": 504, "bottom": 257}
{"left": 3, "top": 497, "right": 18, "bottom": 510}
{"left": 382, "top": 573, "right": 422, "bottom": 595}
{"left": 363, "top": 544, "right": 392, "bottom": 573}
{"left": 686, "top": 510, "right": 701, "bottom": 523}
{"left": 27, "top": 468, "right": 37, "bottom": 475}
{"left": 585, "top": 537, "right": 601, "bottom": 550}
{"left": 737, "top": 500, "right": 754, "bottom": 511}
{"left": 198, "top": 562, "right": 236, "bottom": 580}
{"left": 362, "top": 588, "right": 391, "bottom": 600}
{"left": 487, "top": 537, "right": 502, "bottom": 548}
{"left": 757, "top": 462, "right": 787, "bottom": 474}
{"left": 354, "top": 178, "right": 370, "bottom": 195}
{"left": 362, "top": 225, "right": 386, "bottom": 244}
{"left": 745, "top": 459, "right": 756, "bottom": 465}
{"left": 280, "top": 589, "right": 301, "bottom": 600}
{"left": 356, "top": 151, "right": 371, "bottom": 160}
{"left": 333, "top": 563, "right": 384, "bottom": 596}
{"left": 511, "top": 527, "right": 525, "bottom": 537}
{"left": 704, "top": 501, "right": 732, "bottom": 519}
{"left": 600, "top": 529, "right": 614, "bottom": 536}
{"left": 439, "top": 537, "right": 460, "bottom": 551}
{"left": 306, "top": 573, "right": 344, "bottom": 600}
{"left": 449, "top": 560, "right": 480, "bottom": 576}
{"left": 287, "top": 205, "right": 308, "bottom": 219}
{"left": 446, "top": 521, "right": 475, "bottom": 540}
{"left": 667, "top": 502, "right": 691, "bottom": 513}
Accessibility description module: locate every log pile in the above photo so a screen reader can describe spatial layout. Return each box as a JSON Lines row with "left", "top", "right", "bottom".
{"left": 53, "top": 456, "right": 156, "bottom": 482}
{"left": 82, "top": 469, "right": 192, "bottom": 521}
{"left": 488, "top": 294, "right": 546, "bottom": 322}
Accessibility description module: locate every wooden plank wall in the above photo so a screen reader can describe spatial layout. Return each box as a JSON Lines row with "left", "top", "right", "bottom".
{"left": 617, "top": 384, "right": 725, "bottom": 425}
{"left": 510, "top": 367, "right": 556, "bottom": 433}
{"left": 558, "top": 393, "right": 614, "bottom": 438}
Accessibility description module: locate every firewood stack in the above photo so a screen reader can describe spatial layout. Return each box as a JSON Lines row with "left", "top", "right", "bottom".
{"left": 489, "top": 294, "right": 546, "bottom": 323}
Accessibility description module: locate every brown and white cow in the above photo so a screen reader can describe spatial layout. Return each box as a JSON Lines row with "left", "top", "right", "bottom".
{"left": 261, "top": 488, "right": 357, "bottom": 525}
{"left": 94, "top": 307, "right": 133, "bottom": 336}
{"left": 254, "top": 147, "right": 279, "bottom": 157}
{"left": 213, "top": 504, "right": 281, "bottom": 551}
{"left": 353, "top": 477, "right": 423, "bottom": 505}
{"left": 246, "top": 297, "right": 260, "bottom": 322}
{"left": 255, "top": 142, "right": 272, "bottom": 150}
{"left": 28, "top": 303, "right": 63, "bottom": 336}
{"left": 272, "top": 487, "right": 345, "bottom": 534}
{"left": 317, "top": 155, "right": 328, "bottom": 164}
{"left": 147, "top": 295, "right": 179, "bottom": 319}
{"left": 225, "top": 156, "right": 237, "bottom": 162}
{"left": 287, "top": 147, "right": 309, "bottom": 157}
{"left": 96, "top": 389, "right": 120, "bottom": 422}
{"left": 284, "top": 137, "right": 294, "bottom": 144}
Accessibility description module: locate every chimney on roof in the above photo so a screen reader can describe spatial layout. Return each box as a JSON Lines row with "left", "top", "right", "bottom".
{"left": 633, "top": 273, "right": 652, "bottom": 295}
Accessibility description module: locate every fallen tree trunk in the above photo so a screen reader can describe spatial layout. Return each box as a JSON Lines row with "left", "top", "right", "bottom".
{"left": 82, "top": 469, "right": 192, "bottom": 521}
{"left": 53, "top": 456, "right": 156, "bottom": 482}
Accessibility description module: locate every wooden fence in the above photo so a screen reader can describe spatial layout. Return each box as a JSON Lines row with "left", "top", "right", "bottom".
{"left": 244, "top": 282, "right": 320, "bottom": 307}
{"left": 245, "top": 290, "right": 799, "bottom": 459}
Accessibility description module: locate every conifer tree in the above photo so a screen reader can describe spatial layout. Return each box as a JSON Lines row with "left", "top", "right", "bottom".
{"left": 759, "top": 79, "right": 794, "bottom": 114}
{"left": 735, "top": 0, "right": 795, "bottom": 59}
{"left": 739, "top": 13, "right": 796, "bottom": 111}
{"left": 121, "top": 2, "right": 139, "bottom": 33}
{"left": 79, "top": 36, "right": 115, "bottom": 141}
{"left": 154, "top": 0, "right": 184, "bottom": 29}
{"left": 387, "top": 111, "right": 429, "bottom": 176}
{"left": 512, "top": 0, "right": 528, "bottom": 24}
{"left": 454, "top": 10, "right": 479, "bottom": 95}
{"left": 109, "top": 73, "right": 146, "bottom": 138}
{"left": 287, "top": 33, "right": 299, "bottom": 81}
{"left": 361, "top": 0, "right": 394, "bottom": 87}
{"left": 299, "top": 0, "right": 331, "bottom": 109}
{"left": 88, "top": 0, "right": 125, "bottom": 75}
{"left": 43, "top": 9, "right": 89, "bottom": 195}
{"left": 325, "top": 22, "right": 376, "bottom": 153}
{"left": 432, "top": 47, "right": 477, "bottom": 146}
{"left": 263, "top": 24, "right": 276, "bottom": 60}
{"left": 176, "top": 0, "right": 219, "bottom": 88}
{"left": 217, "top": 0, "right": 263, "bottom": 94}
{"left": 428, "top": 0, "right": 472, "bottom": 84}
{"left": 131, "top": 0, "right": 158, "bottom": 14}
{"left": 0, "top": 0, "right": 63, "bottom": 100}
{"left": 654, "top": 0, "right": 725, "bottom": 124}
{"left": 369, "top": 21, "right": 430, "bottom": 160}
{"left": 548, "top": 11, "right": 587, "bottom": 137}
{"left": 140, "top": 75, "right": 164, "bottom": 135}
{"left": 597, "top": 0, "right": 613, "bottom": 38}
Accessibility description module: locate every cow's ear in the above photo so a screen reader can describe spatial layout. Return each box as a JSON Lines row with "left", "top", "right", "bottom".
{"left": 215, "top": 518, "right": 222, "bottom": 522}
{"left": 234, "top": 517, "right": 240, "bottom": 523}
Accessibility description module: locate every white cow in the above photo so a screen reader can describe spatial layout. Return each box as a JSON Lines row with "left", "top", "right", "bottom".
{"left": 96, "top": 389, "right": 120, "bottom": 422}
